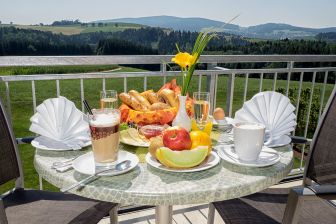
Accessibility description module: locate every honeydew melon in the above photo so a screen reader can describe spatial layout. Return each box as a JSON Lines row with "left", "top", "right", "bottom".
{"left": 155, "top": 146, "right": 208, "bottom": 168}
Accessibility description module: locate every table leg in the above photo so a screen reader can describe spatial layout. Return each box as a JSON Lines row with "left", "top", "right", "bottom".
{"left": 155, "top": 205, "right": 173, "bottom": 224}
{"left": 39, "top": 174, "right": 43, "bottom": 190}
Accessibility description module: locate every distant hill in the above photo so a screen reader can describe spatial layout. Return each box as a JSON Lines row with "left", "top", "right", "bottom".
{"left": 94, "top": 16, "right": 336, "bottom": 40}
{"left": 95, "top": 15, "right": 239, "bottom": 32}
{"left": 3, "top": 22, "right": 146, "bottom": 35}
{"left": 243, "top": 23, "right": 336, "bottom": 40}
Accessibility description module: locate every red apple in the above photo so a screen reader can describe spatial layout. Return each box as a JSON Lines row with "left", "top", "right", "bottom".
{"left": 162, "top": 127, "right": 192, "bottom": 151}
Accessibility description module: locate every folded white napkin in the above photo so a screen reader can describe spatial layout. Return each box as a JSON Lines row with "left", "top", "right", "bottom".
{"left": 29, "top": 96, "right": 90, "bottom": 150}
{"left": 235, "top": 91, "right": 297, "bottom": 140}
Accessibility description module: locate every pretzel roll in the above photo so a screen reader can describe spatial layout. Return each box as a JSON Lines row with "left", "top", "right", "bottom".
{"left": 129, "top": 90, "right": 151, "bottom": 108}
{"left": 140, "top": 90, "right": 159, "bottom": 104}
{"left": 158, "top": 89, "right": 178, "bottom": 107}
{"left": 149, "top": 102, "right": 171, "bottom": 111}
{"left": 140, "top": 90, "right": 152, "bottom": 99}
{"left": 119, "top": 93, "right": 147, "bottom": 111}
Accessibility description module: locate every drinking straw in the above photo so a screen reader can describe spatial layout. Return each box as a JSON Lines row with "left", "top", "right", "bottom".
{"left": 83, "top": 100, "right": 93, "bottom": 115}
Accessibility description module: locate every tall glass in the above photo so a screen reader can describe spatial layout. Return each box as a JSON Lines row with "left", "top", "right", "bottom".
{"left": 193, "top": 92, "right": 210, "bottom": 128}
{"left": 100, "top": 90, "right": 118, "bottom": 109}
{"left": 88, "top": 108, "right": 120, "bottom": 168}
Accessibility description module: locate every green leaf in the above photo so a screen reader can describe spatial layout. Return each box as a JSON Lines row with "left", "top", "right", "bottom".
{"left": 181, "top": 31, "right": 216, "bottom": 95}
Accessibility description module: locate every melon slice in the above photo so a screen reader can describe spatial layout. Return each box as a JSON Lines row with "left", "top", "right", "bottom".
{"left": 155, "top": 146, "right": 208, "bottom": 168}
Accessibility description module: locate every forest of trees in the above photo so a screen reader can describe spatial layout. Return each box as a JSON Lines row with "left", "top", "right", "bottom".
{"left": 0, "top": 26, "right": 335, "bottom": 82}
{"left": 1, "top": 26, "right": 335, "bottom": 57}
{"left": 51, "top": 19, "right": 82, "bottom": 26}
{"left": 0, "top": 27, "right": 92, "bottom": 55}
{"left": 96, "top": 38, "right": 158, "bottom": 55}
{"left": 316, "top": 32, "right": 336, "bottom": 43}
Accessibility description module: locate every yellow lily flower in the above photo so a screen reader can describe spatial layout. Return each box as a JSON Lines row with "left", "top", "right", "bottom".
{"left": 171, "top": 52, "right": 196, "bottom": 69}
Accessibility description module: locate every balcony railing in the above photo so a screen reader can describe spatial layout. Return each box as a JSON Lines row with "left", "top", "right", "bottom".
{"left": 1, "top": 55, "right": 336, "bottom": 177}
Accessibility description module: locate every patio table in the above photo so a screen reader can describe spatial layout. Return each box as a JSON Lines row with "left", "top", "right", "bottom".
{"left": 34, "top": 131, "right": 293, "bottom": 224}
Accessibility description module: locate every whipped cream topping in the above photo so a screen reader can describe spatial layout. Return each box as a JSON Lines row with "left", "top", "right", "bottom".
{"left": 90, "top": 113, "right": 119, "bottom": 127}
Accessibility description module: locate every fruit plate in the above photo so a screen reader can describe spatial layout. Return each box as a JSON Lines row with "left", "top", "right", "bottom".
{"left": 145, "top": 151, "right": 220, "bottom": 173}
{"left": 120, "top": 129, "right": 150, "bottom": 147}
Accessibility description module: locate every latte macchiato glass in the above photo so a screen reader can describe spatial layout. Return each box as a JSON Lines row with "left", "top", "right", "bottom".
{"left": 234, "top": 122, "right": 269, "bottom": 161}
{"left": 89, "top": 109, "right": 120, "bottom": 167}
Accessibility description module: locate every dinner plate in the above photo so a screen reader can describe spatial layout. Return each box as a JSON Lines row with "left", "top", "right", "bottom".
{"left": 266, "top": 135, "right": 292, "bottom": 148}
{"left": 146, "top": 151, "right": 220, "bottom": 173}
{"left": 31, "top": 136, "right": 91, "bottom": 151}
{"left": 73, "top": 150, "right": 139, "bottom": 176}
{"left": 120, "top": 129, "right": 150, "bottom": 147}
{"left": 216, "top": 145, "right": 280, "bottom": 167}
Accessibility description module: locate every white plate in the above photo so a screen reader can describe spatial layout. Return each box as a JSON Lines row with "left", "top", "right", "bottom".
{"left": 146, "top": 151, "right": 220, "bottom": 173}
{"left": 266, "top": 135, "right": 292, "bottom": 148}
{"left": 31, "top": 136, "right": 91, "bottom": 151}
{"left": 73, "top": 150, "right": 139, "bottom": 176}
{"left": 217, "top": 145, "right": 280, "bottom": 167}
{"left": 120, "top": 130, "right": 150, "bottom": 147}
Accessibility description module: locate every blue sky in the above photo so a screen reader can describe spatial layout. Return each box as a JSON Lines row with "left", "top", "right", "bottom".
{"left": 1, "top": 0, "right": 335, "bottom": 28}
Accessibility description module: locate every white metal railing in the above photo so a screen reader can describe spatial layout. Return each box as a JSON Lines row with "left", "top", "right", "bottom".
{"left": 1, "top": 55, "right": 336, "bottom": 173}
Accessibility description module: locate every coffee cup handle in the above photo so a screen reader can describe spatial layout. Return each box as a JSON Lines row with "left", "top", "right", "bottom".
{"left": 264, "top": 130, "right": 273, "bottom": 146}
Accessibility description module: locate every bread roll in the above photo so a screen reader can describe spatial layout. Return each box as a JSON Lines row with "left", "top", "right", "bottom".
{"left": 141, "top": 90, "right": 160, "bottom": 104}
{"left": 149, "top": 102, "right": 170, "bottom": 111}
{"left": 129, "top": 90, "right": 151, "bottom": 108}
{"left": 119, "top": 93, "right": 147, "bottom": 111}
{"left": 159, "top": 89, "right": 178, "bottom": 107}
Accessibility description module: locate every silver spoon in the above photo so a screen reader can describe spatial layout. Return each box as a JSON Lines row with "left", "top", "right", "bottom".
{"left": 60, "top": 160, "right": 131, "bottom": 193}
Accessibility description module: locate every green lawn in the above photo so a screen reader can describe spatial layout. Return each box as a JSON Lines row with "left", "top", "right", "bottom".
{"left": 0, "top": 66, "right": 334, "bottom": 193}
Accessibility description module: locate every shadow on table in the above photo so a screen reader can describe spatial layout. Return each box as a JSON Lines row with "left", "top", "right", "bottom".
{"left": 72, "top": 166, "right": 141, "bottom": 191}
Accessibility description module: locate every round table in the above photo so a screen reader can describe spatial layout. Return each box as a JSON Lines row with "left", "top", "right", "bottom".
{"left": 34, "top": 133, "right": 293, "bottom": 224}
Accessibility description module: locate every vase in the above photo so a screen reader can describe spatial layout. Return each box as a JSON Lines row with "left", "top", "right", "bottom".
{"left": 172, "top": 95, "right": 191, "bottom": 131}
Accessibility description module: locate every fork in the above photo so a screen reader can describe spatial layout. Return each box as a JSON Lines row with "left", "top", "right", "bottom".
{"left": 52, "top": 156, "right": 80, "bottom": 168}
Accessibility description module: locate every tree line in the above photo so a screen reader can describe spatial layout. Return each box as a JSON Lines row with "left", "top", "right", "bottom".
{"left": 1, "top": 26, "right": 335, "bottom": 56}
{"left": 0, "top": 26, "right": 335, "bottom": 82}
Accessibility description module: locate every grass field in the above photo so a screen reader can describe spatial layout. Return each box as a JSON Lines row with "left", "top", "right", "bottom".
{"left": 11, "top": 23, "right": 146, "bottom": 35}
{"left": 0, "top": 65, "right": 334, "bottom": 193}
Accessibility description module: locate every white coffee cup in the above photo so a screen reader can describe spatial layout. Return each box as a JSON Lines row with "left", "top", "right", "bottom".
{"left": 233, "top": 122, "right": 273, "bottom": 161}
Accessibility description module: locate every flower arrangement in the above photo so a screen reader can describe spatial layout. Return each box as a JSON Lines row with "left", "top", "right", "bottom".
{"left": 171, "top": 31, "right": 216, "bottom": 96}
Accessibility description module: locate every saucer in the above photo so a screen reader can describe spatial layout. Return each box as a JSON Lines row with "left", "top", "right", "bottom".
{"left": 216, "top": 145, "right": 280, "bottom": 167}
{"left": 73, "top": 150, "right": 139, "bottom": 176}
